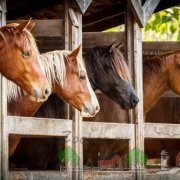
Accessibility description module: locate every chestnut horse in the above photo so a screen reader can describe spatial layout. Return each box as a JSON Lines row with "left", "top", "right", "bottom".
{"left": 8, "top": 45, "right": 99, "bottom": 156}
{"left": 9, "top": 44, "right": 139, "bottom": 169}
{"left": 0, "top": 20, "right": 51, "bottom": 101}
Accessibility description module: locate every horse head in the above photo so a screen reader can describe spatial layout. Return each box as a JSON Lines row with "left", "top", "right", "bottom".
{"left": 0, "top": 19, "right": 51, "bottom": 102}
{"left": 84, "top": 43, "right": 139, "bottom": 110}
{"left": 47, "top": 45, "right": 100, "bottom": 117}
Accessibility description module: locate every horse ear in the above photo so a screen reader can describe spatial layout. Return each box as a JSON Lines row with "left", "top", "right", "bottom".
{"left": 108, "top": 42, "right": 117, "bottom": 52}
{"left": 68, "top": 44, "right": 82, "bottom": 61}
{"left": 116, "top": 42, "right": 124, "bottom": 50}
{"left": 17, "top": 18, "right": 35, "bottom": 32}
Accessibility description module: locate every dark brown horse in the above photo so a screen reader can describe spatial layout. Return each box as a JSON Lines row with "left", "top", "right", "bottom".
{"left": 84, "top": 44, "right": 139, "bottom": 109}
{"left": 0, "top": 20, "right": 51, "bottom": 101}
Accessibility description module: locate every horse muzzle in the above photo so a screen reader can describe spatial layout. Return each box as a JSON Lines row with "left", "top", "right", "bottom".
{"left": 29, "top": 86, "right": 51, "bottom": 102}
{"left": 120, "top": 95, "right": 139, "bottom": 109}
{"left": 81, "top": 102, "right": 100, "bottom": 117}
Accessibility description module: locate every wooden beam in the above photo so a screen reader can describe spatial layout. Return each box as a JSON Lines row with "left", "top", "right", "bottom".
{"left": 83, "top": 122, "right": 134, "bottom": 139}
{"left": 143, "top": 0, "right": 161, "bottom": 25}
{"left": 8, "top": 116, "right": 72, "bottom": 136}
{"left": 83, "top": 32, "right": 125, "bottom": 49}
{"left": 7, "top": 0, "right": 60, "bottom": 20}
{"left": 0, "top": 1, "right": 8, "bottom": 179}
{"left": 128, "top": 0, "right": 144, "bottom": 27}
{"left": 133, "top": 19, "right": 145, "bottom": 177}
{"left": 83, "top": 14, "right": 125, "bottom": 32}
{"left": 83, "top": 3, "right": 124, "bottom": 31}
{"left": 32, "top": 19, "right": 63, "bottom": 37}
{"left": 10, "top": 171, "right": 69, "bottom": 179}
{"left": 145, "top": 123, "right": 180, "bottom": 139}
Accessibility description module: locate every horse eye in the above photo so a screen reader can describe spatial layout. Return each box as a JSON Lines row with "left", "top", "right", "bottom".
{"left": 79, "top": 75, "right": 86, "bottom": 81}
{"left": 22, "top": 51, "right": 30, "bottom": 58}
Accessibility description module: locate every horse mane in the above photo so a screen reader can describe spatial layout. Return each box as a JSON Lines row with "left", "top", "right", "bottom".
{"left": 84, "top": 46, "right": 130, "bottom": 86}
{"left": 7, "top": 50, "right": 84, "bottom": 102}
{"left": 143, "top": 50, "right": 180, "bottom": 80}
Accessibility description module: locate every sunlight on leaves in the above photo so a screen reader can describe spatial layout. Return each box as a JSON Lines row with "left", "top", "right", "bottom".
{"left": 105, "top": 6, "right": 180, "bottom": 41}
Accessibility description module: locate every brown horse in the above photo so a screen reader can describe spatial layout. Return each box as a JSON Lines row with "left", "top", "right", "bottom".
{"left": 8, "top": 45, "right": 99, "bottom": 156}
{"left": 0, "top": 19, "right": 51, "bottom": 101}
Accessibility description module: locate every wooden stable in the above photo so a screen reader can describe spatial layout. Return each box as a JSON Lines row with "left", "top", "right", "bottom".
{"left": 0, "top": 0, "right": 180, "bottom": 179}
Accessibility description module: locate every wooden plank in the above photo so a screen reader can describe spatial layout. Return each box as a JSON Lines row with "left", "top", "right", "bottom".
{"left": 36, "top": 36, "right": 180, "bottom": 54}
{"left": 71, "top": 9, "right": 83, "bottom": 180}
{"left": 32, "top": 19, "right": 63, "bottom": 37}
{"left": 9, "top": 170, "right": 180, "bottom": 180}
{"left": 83, "top": 4, "right": 124, "bottom": 31}
{"left": 1, "top": 78, "right": 8, "bottom": 180}
{"left": 63, "top": 1, "right": 83, "bottom": 179}
{"left": 143, "top": 42, "right": 180, "bottom": 54}
{"left": 10, "top": 171, "right": 69, "bottom": 180}
{"left": 83, "top": 122, "right": 134, "bottom": 139}
{"left": 133, "top": 20, "right": 145, "bottom": 177}
{"left": 7, "top": 116, "right": 72, "bottom": 136}
{"left": 143, "top": 0, "right": 161, "bottom": 25}
{"left": 128, "top": 0, "right": 144, "bottom": 27}
{"left": 83, "top": 32, "right": 125, "bottom": 49}
{"left": 145, "top": 123, "right": 180, "bottom": 139}
{"left": 0, "top": 1, "right": 8, "bottom": 179}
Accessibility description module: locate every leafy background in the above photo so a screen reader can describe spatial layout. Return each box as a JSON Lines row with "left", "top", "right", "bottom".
{"left": 105, "top": 6, "right": 180, "bottom": 41}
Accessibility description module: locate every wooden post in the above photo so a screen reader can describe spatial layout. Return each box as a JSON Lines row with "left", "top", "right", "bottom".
{"left": 0, "top": 1, "right": 8, "bottom": 179}
{"left": 125, "top": 4, "right": 136, "bottom": 179}
{"left": 133, "top": 21, "right": 144, "bottom": 179}
{"left": 63, "top": 0, "right": 83, "bottom": 179}
{"left": 133, "top": 0, "right": 145, "bottom": 177}
{"left": 126, "top": 1, "right": 144, "bottom": 179}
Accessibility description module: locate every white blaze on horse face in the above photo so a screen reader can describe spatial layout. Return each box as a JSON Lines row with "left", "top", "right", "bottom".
{"left": 76, "top": 54, "right": 99, "bottom": 117}
{"left": 81, "top": 76, "right": 100, "bottom": 118}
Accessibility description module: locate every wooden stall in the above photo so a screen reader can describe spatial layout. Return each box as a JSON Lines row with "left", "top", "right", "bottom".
{"left": 0, "top": 0, "right": 180, "bottom": 179}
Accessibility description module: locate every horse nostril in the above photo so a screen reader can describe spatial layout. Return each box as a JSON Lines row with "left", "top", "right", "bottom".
{"left": 132, "top": 96, "right": 139, "bottom": 107}
{"left": 44, "top": 87, "right": 51, "bottom": 98}
{"left": 96, "top": 105, "right": 100, "bottom": 112}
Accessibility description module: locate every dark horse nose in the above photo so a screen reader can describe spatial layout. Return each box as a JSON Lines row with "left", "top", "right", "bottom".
{"left": 131, "top": 96, "right": 139, "bottom": 107}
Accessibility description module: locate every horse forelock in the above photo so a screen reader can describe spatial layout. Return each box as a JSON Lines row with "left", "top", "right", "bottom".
{"left": 111, "top": 48, "right": 131, "bottom": 81}
{"left": 85, "top": 46, "right": 130, "bottom": 84}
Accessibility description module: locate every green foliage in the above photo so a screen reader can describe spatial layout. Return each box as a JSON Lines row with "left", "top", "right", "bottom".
{"left": 143, "top": 6, "right": 180, "bottom": 41}
{"left": 105, "top": 6, "right": 180, "bottom": 41}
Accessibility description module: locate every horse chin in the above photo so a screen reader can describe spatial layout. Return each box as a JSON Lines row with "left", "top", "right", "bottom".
{"left": 29, "top": 95, "right": 48, "bottom": 102}
{"left": 80, "top": 111, "right": 96, "bottom": 118}
{"left": 80, "top": 103, "right": 99, "bottom": 118}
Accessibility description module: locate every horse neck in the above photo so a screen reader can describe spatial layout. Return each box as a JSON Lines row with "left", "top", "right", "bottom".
{"left": 143, "top": 65, "right": 169, "bottom": 114}
{"left": 8, "top": 96, "right": 43, "bottom": 116}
